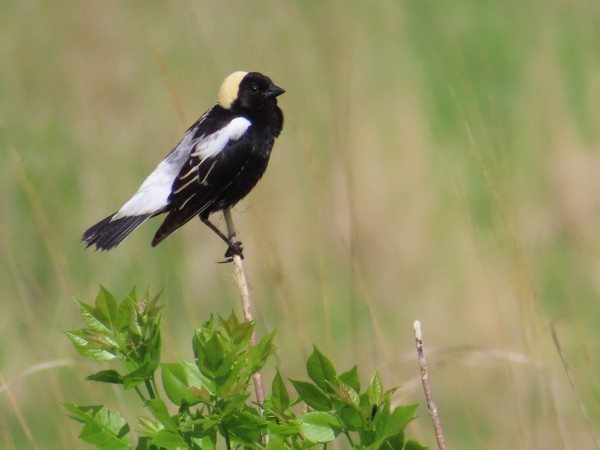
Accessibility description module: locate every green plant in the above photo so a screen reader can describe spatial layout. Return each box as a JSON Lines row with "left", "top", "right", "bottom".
{"left": 64, "top": 287, "right": 426, "bottom": 449}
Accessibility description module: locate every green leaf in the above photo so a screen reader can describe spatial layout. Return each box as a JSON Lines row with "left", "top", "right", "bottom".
{"left": 193, "top": 433, "right": 217, "bottom": 450}
{"left": 134, "top": 436, "right": 152, "bottom": 450}
{"left": 368, "top": 371, "right": 383, "bottom": 406}
{"left": 149, "top": 429, "right": 186, "bottom": 448}
{"left": 266, "top": 421, "right": 301, "bottom": 436}
{"left": 64, "top": 404, "right": 130, "bottom": 450}
{"left": 161, "top": 362, "right": 202, "bottom": 406}
{"left": 222, "top": 413, "right": 262, "bottom": 445}
{"left": 192, "top": 318, "right": 211, "bottom": 359}
{"left": 122, "top": 362, "right": 153, "bottom": 390}
{"left": 126, "top": 297, "right": 142, "bottom": 337}
{"left": 404, "top": 439, "right": 429, "bottom": 450}
{"left": 374, "top": 401, "right": 418, "bottom": 443}
{"left": 265, "top": 435, "right": 289, "bottom": 449}
{"left": 143, "top": 327, "right": 162, "bottom": 373}
{"left": 328, "top": 379, "right": 360, "bottom": 407}
{"left": 95, "top": 286, "right": 119, "bottom": 329}
{"left": 77, "top": 301, "right": 111, "bottom": 333}
{"left": 180, "top": 358, "right": 213, "bottom": 388}
{"left": 382, "top": 386, "right": 400, "bottom": 406}
{"left": 115, "top": 294, "right": 132, "bottom": 333}
{"left": 174, "top": 359, "right": 213, "bottom": 401}
{"left": 339, "top": 365, "right": 360, "bottom": 393}
{"left": 221, "top": 393, "right": 251, "bottom": 417}
{"left": 137, "top": 415, "right": 161, "bottom": 435}
{"left": 373, "top": 398, "right": 391, "bottom": 439}
{"left": 306, "top": 346, "right": 337, "bottom": 393}
{"left": 388, "top": 404, "right": 418, "bottom": 434}
{"left": 146, "top": 398, "right": 176, "bottom": 431}
{"left": 339, "top": 405, "right": 364, "bottom": 431}
{"left": 271, "top": 369, "right": 290, "bottom": 412}
{"left": 298, "top": 412, "right": 341, "bottom": 443}
{"left": 247, "top": 330, "right": 276, "bottom": 373}
{"left": 222, "top": 310, "right": 240, "bottom": 332}
{"left": 380, "top": 432, "right": 405, "bottom": 449}
{"left": 63, "top": 330, "right": 117, "bottom": 361}
{"left": 203, "top": 333, "right": 224, "bottom": 375}
{"left": 290, "top": 379, "right": 332, "bottom": 411}
{"left": 147, "top": 291, "right": 164, "bottom": 319}
{"left": 187, "top": 385, "right": 212, "bottom": 403}
{"left": 360, "top": 428, "right": 376, "bottom": 447}
{"left": 86, "top": 370, "right": 123, "bottom": 384}
{"left": 125, "top": 286, "right": 137, "bottom": 305}
{"left": 134, "top": 287, "right": 147, "bottom": 316}
{"left": 78, "top": 330, "right": 119, "bottom": 351}
{"left": 230, "top": 320, "right": 255, "bottom": 345}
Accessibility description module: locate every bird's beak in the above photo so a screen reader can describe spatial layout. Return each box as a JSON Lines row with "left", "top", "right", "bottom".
{"left": 265, "top": 84, "right": 285, "bottom": 98}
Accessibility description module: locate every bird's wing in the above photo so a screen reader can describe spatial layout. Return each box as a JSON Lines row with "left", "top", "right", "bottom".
{"left": 82, "top": 119, "right": 203, "bottom": 250}
{"left": 112, "top": 125, "right": 201, "bottom": 220}
{"left": 151, "top": 117, "right": 252, "bottom": 245}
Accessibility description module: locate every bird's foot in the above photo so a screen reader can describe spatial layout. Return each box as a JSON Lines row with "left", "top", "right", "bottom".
{"left": 217, "top": 240, "right": 244, "bottom": 263}
{"left": 225, "top": 240, "right": 244, "bottom": 259}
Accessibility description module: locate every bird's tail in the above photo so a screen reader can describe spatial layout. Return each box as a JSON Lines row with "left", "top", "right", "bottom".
{"left": 82, "top": 213, "right": 152, "bottom": 250}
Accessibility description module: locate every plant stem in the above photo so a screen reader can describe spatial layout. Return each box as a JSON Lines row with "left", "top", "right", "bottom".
{"left": 344, "top": 430, "right": 355, "bottom": 447}
{"left": 151, "top": 377, "right": 160, "bottom": 399}
{"left": 145, "top": 379, "right": 156, "bottom": 400}
{"left": 222, "top": 208, "right": 266, "bottom": 404}
{"left": 413, "top": 320, "right": 447, "bottom": 450}
{"left": 134, "top": 386, "right": 147, "bottom": 403}
{"left": 223, "top": 427, "right": 232, "bottom": 450}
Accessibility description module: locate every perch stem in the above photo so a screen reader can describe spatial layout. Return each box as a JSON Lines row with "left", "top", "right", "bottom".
{"left": 223, "top": 208, "right": 265, "bottom": 404}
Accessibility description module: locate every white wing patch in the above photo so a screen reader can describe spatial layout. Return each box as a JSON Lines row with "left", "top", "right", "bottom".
{"left": 112, "top": 130, "right": 197, "bottom": 219}
{"left": 112, "top": 117, "right": 251, "bottom": 220}
{"left": 192, "top": 117, "right": 251, "bottom": 159}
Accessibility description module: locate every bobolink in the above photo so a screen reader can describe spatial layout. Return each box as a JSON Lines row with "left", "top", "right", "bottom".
{"left": 82, "top": 71, "right": 284, "bottom": 257}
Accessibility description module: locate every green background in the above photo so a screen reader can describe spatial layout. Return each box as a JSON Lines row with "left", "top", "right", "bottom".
{"left": 1, "top": 0, "right": 599, "bottom": 448}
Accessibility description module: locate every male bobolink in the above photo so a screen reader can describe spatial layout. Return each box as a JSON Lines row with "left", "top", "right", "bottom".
{"left": 83, "top": 71, "right": 284, "bottom": 257}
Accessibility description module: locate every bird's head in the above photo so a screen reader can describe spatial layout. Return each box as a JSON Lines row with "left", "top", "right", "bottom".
{"left": 218, "top": 71, "right": 285, "bottom": 111}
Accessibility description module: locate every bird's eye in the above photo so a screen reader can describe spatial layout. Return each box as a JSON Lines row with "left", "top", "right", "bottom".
{"left": 251, "top": 84, "right": 259, "bottom": 93}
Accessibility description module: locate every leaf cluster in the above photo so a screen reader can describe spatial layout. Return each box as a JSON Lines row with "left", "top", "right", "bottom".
{"left": 263, "top": 346, "right": 425, "bottom": 449}
{"left": 64, "top": 287, "right": 426, "bottom": 450}
{"left": 64, "top": 286, "right": 163, "bottom": 391}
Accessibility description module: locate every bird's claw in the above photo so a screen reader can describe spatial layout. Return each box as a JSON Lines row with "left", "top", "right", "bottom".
{"left": 216, "top": 240, "right": 244, "bottom": 263}
{"left": 225, "top": 240, "right": 244, "bottom": 258}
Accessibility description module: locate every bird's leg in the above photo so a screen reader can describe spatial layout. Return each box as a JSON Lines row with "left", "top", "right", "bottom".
{"left": 221, "top": 208, "right": 244, "bottom": 260}
{"left": 200, "top": 216, "right": 230, "bottom": 244}
{"left": 200, "top": 215, "right": 244, "bottom": 261}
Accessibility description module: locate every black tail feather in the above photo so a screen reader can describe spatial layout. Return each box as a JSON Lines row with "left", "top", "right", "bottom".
{"left": 82, "top": 213, "right": 152, "bottom": 250}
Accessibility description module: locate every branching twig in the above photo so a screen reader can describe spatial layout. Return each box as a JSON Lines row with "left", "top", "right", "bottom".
{"left": 413, "top": 320, "right": 447, "bottom": 450}
{"left": 223, "top": 208, "right": 266, "bottom": 404}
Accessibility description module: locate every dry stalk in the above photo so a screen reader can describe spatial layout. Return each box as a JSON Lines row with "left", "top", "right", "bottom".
{"left": 223, "top": 208, "right": 265, "bottom": 404}
{"left": 551, "top": 324, "right": 600, "bottom": 449}
{"left": 413, "top": 320, "right": 447, "bottom": 450}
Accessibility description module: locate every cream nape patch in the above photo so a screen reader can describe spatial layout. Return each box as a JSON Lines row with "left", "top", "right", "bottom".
{"left": 218, "top": 71, "right": 248, "bottom": 109}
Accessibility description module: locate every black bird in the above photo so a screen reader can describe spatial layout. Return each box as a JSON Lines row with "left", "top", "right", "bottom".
{"left": 82, "top": 71, "right": 284, "bottom": 258}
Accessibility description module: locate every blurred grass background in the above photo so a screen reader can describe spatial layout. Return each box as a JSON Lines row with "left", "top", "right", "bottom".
{"left": 1, "top": 0, "right": 600, "bottom": 448}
